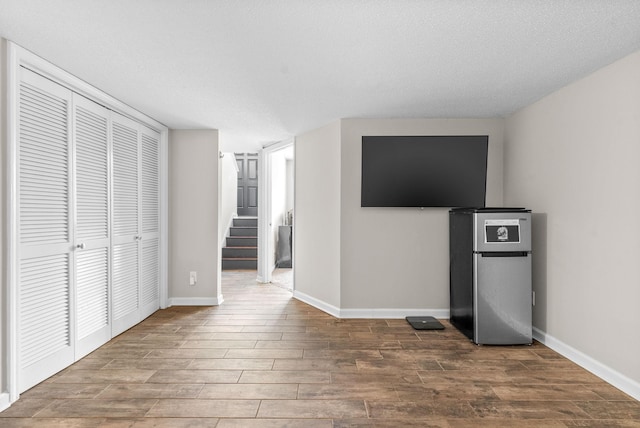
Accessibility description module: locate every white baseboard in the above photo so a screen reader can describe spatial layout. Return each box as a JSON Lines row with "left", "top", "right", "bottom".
{"left": 293, "top": 291, "right": 449, "bottom": 319}
{"left": 339, "top": 308, "right": 449, "bottom": 319}
{"left": 0, "top": 392, "right": 11, "bottom": 412}
{"left": 168, "top": 296, "right": 223, "bottom": 307}
{"left": 293, "top": 291, "right": 341, "bottom": 318}
{"left": 533, "top": 327, "right": 640, "bottom": 401}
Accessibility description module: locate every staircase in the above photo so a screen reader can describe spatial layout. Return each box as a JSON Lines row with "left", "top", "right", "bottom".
{"left": 222, "top": 217, "right": 258, "bottom": 270}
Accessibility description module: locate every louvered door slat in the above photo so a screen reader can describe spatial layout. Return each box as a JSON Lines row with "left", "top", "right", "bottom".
{"left": 76, "top": 248, "right": 108, "bottom": 340}
{"left": 20, "top": 143, "right": 68, "bottom": 160}
{"left": 73, "top": 95, "right": 112, "bottom": 359}
{"left": 20, "top": 109, "right": 68, "bottom": 133}
{"left": 112, "top": 242, "right": 139, "bottom": 321}
{"left": 113, "top": 122, "right": 139, "bottom": 237}
{"left": 19, "top": 81, "right": 70, "bottom": 246}
{"left": 19, "top": 254, "right": 70, "bottom": 366}
{"left": 141, "top": 238, "right": 159, "bottom": 307}
{"left": 142, "top": 132, "right": 159, "bottom": 234}
{"left": 75, "top": 103, "right": 109, "bottom": 240}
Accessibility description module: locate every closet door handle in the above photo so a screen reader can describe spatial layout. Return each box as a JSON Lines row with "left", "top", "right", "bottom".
{"left": 76, "top": 243, "right": 86, "bottom": 250}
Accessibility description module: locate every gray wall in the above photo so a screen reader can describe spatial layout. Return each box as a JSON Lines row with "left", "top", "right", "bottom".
{"left": 504, "top": 51, "right": 640, "bottom": 389}
{"left": 294, "top": 118, "right": 504, "bottom": 315}
{"left": 294, "top": 121, "right": 342, "bottom": 310}
{"left": 340, "top": 118, "right": 504, "bottom": 313}
{"left": 169, "top": 130, "right": 222, "bottom": 304}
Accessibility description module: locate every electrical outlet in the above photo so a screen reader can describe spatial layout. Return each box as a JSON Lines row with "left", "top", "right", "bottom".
{"left": 189, "top": 271, "right": 197, "bottom": 286}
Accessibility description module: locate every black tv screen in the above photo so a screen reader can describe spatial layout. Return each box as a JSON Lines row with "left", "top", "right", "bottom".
{"left": 361, "top": 135, "right": 488, "bottom": 207}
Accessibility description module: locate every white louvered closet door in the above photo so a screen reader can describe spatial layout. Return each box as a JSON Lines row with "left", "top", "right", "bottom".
{"left": 73, "top": 94, "right": 111, "bottom": 358}
{"left": 140, "top": 127, "right": 161, "bottom": 319}
{"left": 18, "top": 68, "right": 75, "bottom": 392}
{"left": 111, "top": 113, "right": 141, "bottom": 336}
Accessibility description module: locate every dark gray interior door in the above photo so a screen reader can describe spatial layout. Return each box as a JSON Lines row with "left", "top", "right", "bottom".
{"left": 236, "top": 153, "right": 259, "bottom": 216}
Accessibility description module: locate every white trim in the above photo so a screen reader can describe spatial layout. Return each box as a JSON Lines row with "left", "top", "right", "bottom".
{"left": 293, "top": 290, "right": 448, "bottom": 320}
{"left": 533, "top": 327, "right": 640, "bottom": 401}
{"left": 0, "top": 392, "right": 11, "bottom": 412}
{"left": 340, "top": 308, "right": 450, "bottom": 319}
{"left": 168, "top": 296, "right": 224, "bottom": 307}
{"left": 13, "top": 44, "right": 165, "bottom": 132}
{"left": 257, "top": 150, "right": 269, "bottom": 283}
{"left": 159, "top": 129, "right": 169, "bottom": 309}
{"left": 5, "top": 39, "right": 20, "bottom": 405}
{"left": 293, "top": 290, "right": 341, "bottom": 318}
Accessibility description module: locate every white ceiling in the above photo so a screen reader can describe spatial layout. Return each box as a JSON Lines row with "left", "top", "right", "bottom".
{"left": 2, "top": 1, "right": 640, "bottom": 152}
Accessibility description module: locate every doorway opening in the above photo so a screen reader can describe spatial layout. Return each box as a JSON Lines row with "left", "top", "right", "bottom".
{"left": 220, "top": 142, "right": 294, "bottom": 293}
{"left": 258, "top": 140, "right": 294, "bottom": 291}
{"left": 221, "top": 153, "right": 259, "bottom": 270}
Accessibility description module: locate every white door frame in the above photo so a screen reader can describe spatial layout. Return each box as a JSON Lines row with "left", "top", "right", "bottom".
{"left": 257, "top": 138, "right": 294, "bottom": 284}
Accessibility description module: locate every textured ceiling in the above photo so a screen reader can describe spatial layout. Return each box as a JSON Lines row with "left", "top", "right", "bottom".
{"left": 2, "top": 0, "right": 640, "bottom": 151}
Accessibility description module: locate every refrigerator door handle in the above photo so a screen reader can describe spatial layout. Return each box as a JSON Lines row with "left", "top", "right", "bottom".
{"left": 478, "top": 251, "right": 530, "bottom": 257}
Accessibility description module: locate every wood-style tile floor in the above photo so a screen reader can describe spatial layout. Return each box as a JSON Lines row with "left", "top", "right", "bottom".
{"left": 2, "top": 269, "right": 639, "bottom": 427}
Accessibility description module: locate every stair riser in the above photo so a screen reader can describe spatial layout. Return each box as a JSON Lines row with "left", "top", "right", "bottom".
{"left": 222, "top": 259, "right": 258, "bottom": 270}
{"left": 233, "top": 218, "right": 258, "bottom": 227}
{"left": 230, "top": 227, "right": 257, "bottom": 236}
{"left": 227, "top": 237, "right": 257, "bottom": 247}
{"left": 222, "top": 247, "right": 258, "bottom": 258}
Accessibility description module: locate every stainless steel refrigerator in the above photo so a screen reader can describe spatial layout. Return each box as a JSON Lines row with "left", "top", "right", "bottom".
{"left": 449, "top": 207, "right": 532, "bottom": 345}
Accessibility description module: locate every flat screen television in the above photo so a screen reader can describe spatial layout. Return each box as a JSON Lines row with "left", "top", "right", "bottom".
{"left": 361, "top": 135, "right": 488, "bottom": 207}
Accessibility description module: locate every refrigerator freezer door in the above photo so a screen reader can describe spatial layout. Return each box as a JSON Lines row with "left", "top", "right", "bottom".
{"left": 474, "top": 253, "right": 532, "bottom": 345}
{"left": 473, "top": 212, "right": 531, "bottom": 253}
